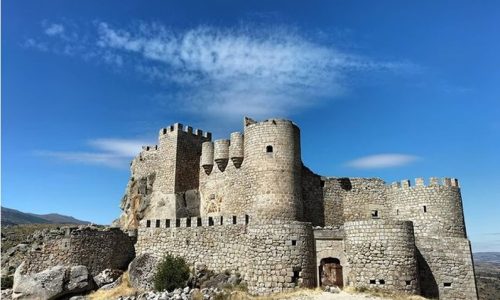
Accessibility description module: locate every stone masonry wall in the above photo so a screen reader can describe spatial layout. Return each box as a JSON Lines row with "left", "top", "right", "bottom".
{"left": 23, "top": 227, "right": 135, "bottom": 276}
{"left": 301, "top": 167, "right": 325, "bottom": 226}
{"left": 344, "top": 220, "right": 419, "bottom": 294}
{"left": 387, "top": 177, "right": 466, "bottom": 238}
{"left": 416, "top": 237, "right": 478, "bottom": 300}
{"left": 136, "top": 217, "right": 316, "bottom": 296}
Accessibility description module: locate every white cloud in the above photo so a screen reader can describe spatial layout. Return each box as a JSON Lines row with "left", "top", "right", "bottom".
{"left": 346, "top": 153, "right": 420, "bottom": 169}
{"left": 26, "top": 21, "right": 416, "bottom": 126}
{"left": 44, "top": 23, "right": 65, "bottom": 36}
{"left": 36, "top": 138, "right": 150, "bottom": 168}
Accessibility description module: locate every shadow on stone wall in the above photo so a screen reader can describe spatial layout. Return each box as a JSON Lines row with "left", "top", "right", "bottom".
{"left": 417, "top": 247, "right": 438, "bottom": 298}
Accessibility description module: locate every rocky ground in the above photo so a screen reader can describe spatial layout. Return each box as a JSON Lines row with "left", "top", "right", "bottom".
{"left": 474, "top": 252, "right": 500, "bottom": 300}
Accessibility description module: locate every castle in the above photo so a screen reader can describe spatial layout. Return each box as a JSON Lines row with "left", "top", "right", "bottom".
{"left": 115, "top": 117, "right": 478, "bottom": 299}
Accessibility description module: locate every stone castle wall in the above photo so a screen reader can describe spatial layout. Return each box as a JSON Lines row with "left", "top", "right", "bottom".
{"left": 23, "top": 227, "right": 135, "bottom": 276}
{"left": 387, "top": 177, "right": 466, "bottom": 238}
{"left": 344, "top": 220, "right": 419, "bottom": 294}
{"left": 136, "top": 216, "right": 316, "bottom": 295}
{"left": 416, "top": 237, "right": 477, "bottom": 300}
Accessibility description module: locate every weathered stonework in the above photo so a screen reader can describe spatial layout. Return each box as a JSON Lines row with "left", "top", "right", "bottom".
{"left": 118, "top": 117, "right": 477, "bottom": 299}
{"left": 22, "top": 226, "right": 135, "bottom": 277}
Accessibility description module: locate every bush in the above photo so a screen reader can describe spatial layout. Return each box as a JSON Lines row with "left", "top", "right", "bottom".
{"left": 153, "top": 254, "right": 190, "bottom": 292}
{"left": 1, "top": 276, "right": 13, "bottom": 289}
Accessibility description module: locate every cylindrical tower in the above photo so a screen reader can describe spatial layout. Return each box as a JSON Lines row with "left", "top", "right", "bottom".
{"left": 201, "top": 141, "right": 214, "bottom": 174}
{"left": 344, "top": 220, "right": 420, "bottom": 294}
{"left": 229, "top": 132, "right": 244, "bottom": 168}
{"left": 243, "top": 118, "right": 303, "bottom": 221}
{"left": 214, "top": 139, "right": 230, "bottom": 172}
{"left": 388, "top": 177, "right": 466, "bottom": 238}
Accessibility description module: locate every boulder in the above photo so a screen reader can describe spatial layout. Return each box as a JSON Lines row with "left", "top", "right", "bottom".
{"left": 93, "top": 268, "right": 123, "bottom": 288}
{"left": 12, "top": 262, "right": 94, "bottom": 300}
{"left": 128, "top": 253, "right": 159, "bottom": 290}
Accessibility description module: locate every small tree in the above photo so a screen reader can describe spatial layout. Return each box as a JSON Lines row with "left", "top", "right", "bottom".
{"left": 154, "top": 254, "right": 190, "bottom": 291}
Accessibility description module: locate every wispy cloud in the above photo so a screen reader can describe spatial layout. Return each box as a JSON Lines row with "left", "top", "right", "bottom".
{"left": 346, "top": 153, "right": 420, "bottom": 169}
{"left": 24, "top": 21, "right": 417, "bottom": 127}
{"left": 36, "top": 138, "right": 149, "bottom": 168}
{"left": 44, "top": 23, "right": 65, "bottom": 36}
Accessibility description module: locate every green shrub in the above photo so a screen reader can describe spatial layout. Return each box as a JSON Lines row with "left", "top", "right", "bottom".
{"left": 153, "top": 254, "right": 190, "bottom": 291}
{"left": 1, "top": 276, "right": 13, "bottom": 289}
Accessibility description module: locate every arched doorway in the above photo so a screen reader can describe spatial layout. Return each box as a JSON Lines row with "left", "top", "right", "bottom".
{"left": 319, "top": 257, "right": 343, "bottom": 288}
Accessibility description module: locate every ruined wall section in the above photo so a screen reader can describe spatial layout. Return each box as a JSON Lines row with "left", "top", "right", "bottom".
{"left": 23, "top": 227, "right": 135, "bottom": 277}
{"left": 136, "top": 217, "right": 316, "bottom": 296}
{"left": 344, "top": 220, "right": 419, "bottom": 294}
{"left": 244, "top": 119, "right": 303, "bottom": 221}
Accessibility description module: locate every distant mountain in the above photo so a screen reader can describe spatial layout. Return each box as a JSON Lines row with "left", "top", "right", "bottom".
{"left": 474, "top": 252, "right": 500, "bottom": 265}
{"left": 1, "top": 206, "right": 90, "bottom": 226}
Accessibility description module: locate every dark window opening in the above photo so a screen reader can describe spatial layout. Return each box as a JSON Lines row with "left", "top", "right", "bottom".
{"left": 379, "top": 279, "right": 385, "bottom": 285}
{"left": 423, "top": 205, "right": 427, "bottom": 213}
{"left": 371, "top": 210, "right": 379, "bottom": 219}
{"left": 370, "top": 279, "right": 376, "bottom": 284}
{"left": 220, "top": 216, "right": 224, "bottom": 225}
{"left": 197, "top": 217, "right": 202, "bottom": 226}
{"left": 186, "top": 218, "right": 191, "bottom": 227}
{"left": 208, "top": 217, "right": 214, "bottom": 226}
{"left": 162, "top": 128, "right": 167, "bottom": 134}
{"left": 291, "top": 267, "right": 301, "bottom": 285}
{"left": 444, "top": 282, "right": 452, "bottom": 288}
{"left": 156, "top": 220, "right": 160, "bottom": 227}
{"left": 292, "top": 240, "right": 297, "bottom": 246}
{"left": 406, "top": 280, "right": 411, "bottom": 286}
{"left": 176, "top": 219, "right": 181, "bottom": 227}
{"left": 146, "top": 220, "right": 151, "bottom": 228}
{"left": 245, "top": 215, "right": 249, "bottom": 224}
{"left": 397, "top": 209, "right": 399, "bottom": 215}
{"left": 320, "top": 180, "right": 325, "bottom": 187}
{"left": 266, "top": 145, "right": 273, "bottom": 153}
{"left": 233, "top": 216, "right": 237, "bottom": 224}
{"left": 166, "top": 219, "right": 170, "bottom": 228}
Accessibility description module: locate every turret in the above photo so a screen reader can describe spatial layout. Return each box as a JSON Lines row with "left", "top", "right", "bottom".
{"left": 201, "top": 142, "right": 214, "bottom": 175}
{"left": 214, "top": 139, "right": 230, "bottom": 172}
{"left": 229, "top": 132, "right": 244, "bottom": 168}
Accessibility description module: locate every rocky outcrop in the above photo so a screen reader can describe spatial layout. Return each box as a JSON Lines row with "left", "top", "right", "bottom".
{"left": 12, "top": 263, "right": 94, "bottom": 300}
{"left": 128, "top": 253, "right": 159, "bottom": 291}
{"left": 93, "top": 269, "right": 123, "bottom": 288}
{"left": 113, "top": 173, "right": 156, "bottom": 230}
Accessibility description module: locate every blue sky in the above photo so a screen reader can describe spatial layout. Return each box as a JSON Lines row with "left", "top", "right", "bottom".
{"left": 2, "top": 1, "right": 499, "bottom": 251}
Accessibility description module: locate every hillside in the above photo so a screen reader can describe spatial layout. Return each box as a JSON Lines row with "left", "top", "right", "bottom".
{"left": 1, "top": 206, "right": 90, "bottom": 226}
{"left": 474, "top": 252, "right": 500, "bottom": 300}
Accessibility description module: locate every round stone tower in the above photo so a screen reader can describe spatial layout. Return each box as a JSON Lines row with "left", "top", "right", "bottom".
{"left": 243, "top": 118, "right": 303, "bottom": 221}
{"left": 388, "top": 177, "right": 466, "bottom": 238}
{"left": 344, "top": 220, "right": 420, "bottom": 294}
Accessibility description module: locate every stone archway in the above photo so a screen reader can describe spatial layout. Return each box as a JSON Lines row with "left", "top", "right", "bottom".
{"left": 319, "top": 257, "right": 343, "bottom": 288}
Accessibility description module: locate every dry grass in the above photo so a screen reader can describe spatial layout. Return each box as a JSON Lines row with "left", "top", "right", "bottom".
{"left": 343, "top": 286, "right": 428, "bottom": 300}
{"left": 88, "top": 272, "right": 137, "bottom": 300}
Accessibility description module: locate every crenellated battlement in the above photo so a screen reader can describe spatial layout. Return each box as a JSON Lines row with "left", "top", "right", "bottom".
{"left": 159, "top": 123, "right": 211, "bottom": 139}
{"left": 390, "top": 177, "right": 460, "bottom": 189}
{"left": 140, "top": 214, "right": 250, "bottom": 228}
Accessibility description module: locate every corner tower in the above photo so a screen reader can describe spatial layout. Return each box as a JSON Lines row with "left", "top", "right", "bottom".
{"left": 243, "top": 118, "right": 304, "bottom": 221}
